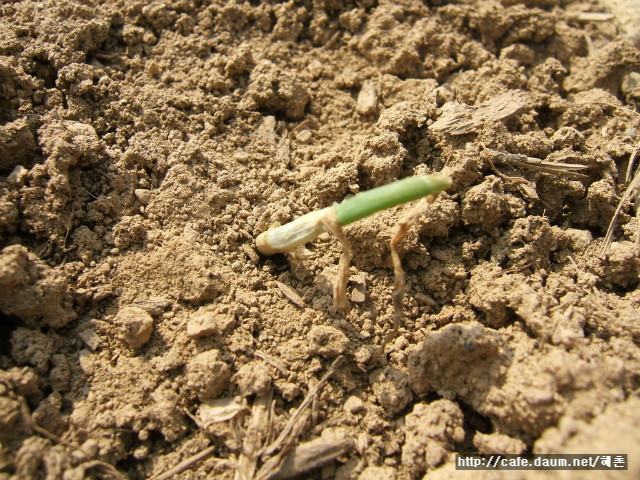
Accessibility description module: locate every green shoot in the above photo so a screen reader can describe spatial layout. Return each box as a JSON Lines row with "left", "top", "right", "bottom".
{"left": 256, "top": 174, "right": 452, "bottom": 255}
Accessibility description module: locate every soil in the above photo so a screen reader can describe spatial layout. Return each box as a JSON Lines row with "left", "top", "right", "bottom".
{"left": 1, "top": 1, "right": 640, "bottom": 479}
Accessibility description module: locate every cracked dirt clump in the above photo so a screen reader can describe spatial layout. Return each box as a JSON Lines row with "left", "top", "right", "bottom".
{"left": 114, "top": 306, "right": 154, "bottom": 348}
{"left": 401, "top": 399, "right": 466, "bottom": 477}
{"left": 238, "top": 60, "right": 310, "bottom": 120}
{"left": 185, "top": 350, "right": 232, "bottom": 401}
{"left": 0, "top": 245, "right": 75, "bottom": 329}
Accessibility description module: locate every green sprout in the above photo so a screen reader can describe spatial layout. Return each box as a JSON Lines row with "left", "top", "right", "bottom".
{"left": 256, "top": 173, "right": 452, "bottom": 361}
{"left": 256, "top": 174, "right": 452, "bottom": 255}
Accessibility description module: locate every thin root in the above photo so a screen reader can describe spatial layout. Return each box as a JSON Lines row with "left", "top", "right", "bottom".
{"left": 320, "top": 208, "right": 352, "bottom": 312}
{"left": 371, "top": 195, "right": 436, "bottom": 364}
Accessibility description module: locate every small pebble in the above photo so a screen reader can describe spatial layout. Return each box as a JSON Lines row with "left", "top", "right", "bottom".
{"left": 7, "top": 165, "right": 28, "bottom": 186}
{"left": 92, "top": 286, "right": 113, "bottom": 302}
{"left": 186, "top": 350, "right": 231, "bottom": 400}
{"left": 343, "top": 395, "right": 365, "bottom": 414}
{"left": 356, "top": 80, "right": 378, "bottom": 115}
{"left": 77, "top": 328, "right": 102, "bottom": 352}
{"left": 78, "top": 439, "right": 99, "bottom": 459}
{"left": 276, "top": 281, "right": 305, "bottom": 308}
{"left": 78, "top": 349, "right": 95, "bottom": 375}
{"left": 358, "top": 466, "right": 397, "bottom": 480}
{"left": 147, "top": 61, "right": 160, "bottom": 76}
{"left": 308, "top": 325, "right": 350, "bottom": 359}
{"left": 234, "top": 362, "right": 272, "bottom": 396}
{"left": 369, "top": 367, "right": 413, "bottom": 415}
{"left": 621, "top": 71, "right": 640, "bottom": 95}
{"left": 351, "top": 283, "right": 366, "bottom": 303}
{"left": 295, "top": 129, "right": 312, "bottom": 143}
{"left": 187, "top": 311, "right": 219, "bottom": 338}
{"left": 132, "top": 296, "right": 171, "bottom": 316}
{"left": 354, "top": 345, "right": 374, "bottom": 364}
{"left": 134, "top": 188, "right": 151, "bottom": 205}
{"left": 115, "top": 306, "right": 154, "bottom": 348}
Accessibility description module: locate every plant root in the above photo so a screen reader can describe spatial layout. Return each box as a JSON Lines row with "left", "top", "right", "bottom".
{"left": 320, "top": 208, "right": 352, "bottom": 312}
{"left": 371, "top": 195, "right": 436, "bottom": 365}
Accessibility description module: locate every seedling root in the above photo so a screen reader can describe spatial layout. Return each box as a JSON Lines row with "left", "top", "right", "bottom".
{"left": 320, "top": 207, "right": 352, "bottom": 312}
{"left": 371, "top": 196, "right": 435, "bottom": 364}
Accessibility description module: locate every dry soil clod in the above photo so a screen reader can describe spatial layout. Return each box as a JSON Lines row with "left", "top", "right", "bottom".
{"left": 114, "top": 306, "right": 154, "bottom": 348}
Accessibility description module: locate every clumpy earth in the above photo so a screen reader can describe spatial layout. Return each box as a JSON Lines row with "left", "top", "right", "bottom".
{"left": 1, "top": 0, "right": 640, "bottom": 479}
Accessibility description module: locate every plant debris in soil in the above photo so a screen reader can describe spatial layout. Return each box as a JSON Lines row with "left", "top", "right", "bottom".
{"left": 1, "top": 0, "right": 640, "bottom": 479}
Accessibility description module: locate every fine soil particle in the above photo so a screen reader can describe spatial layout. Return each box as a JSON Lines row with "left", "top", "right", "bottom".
{"left": 1, "top": 1, "right": 640, "bottom": 479}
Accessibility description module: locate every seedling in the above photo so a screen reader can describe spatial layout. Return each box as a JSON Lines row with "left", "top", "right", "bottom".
{"left": 257, "top": 174, "right": 451, "bottom": 360}
{"left": 256, "top": 175, "right": 452, "bottom": 255}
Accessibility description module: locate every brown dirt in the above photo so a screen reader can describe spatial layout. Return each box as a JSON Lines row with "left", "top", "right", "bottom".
{"left": 1, "top": 1, "right": 640, "bottom": 479}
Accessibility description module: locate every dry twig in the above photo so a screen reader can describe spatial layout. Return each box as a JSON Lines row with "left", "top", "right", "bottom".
{"left": 483, "top": 147, "right": 589, "bottom": 179}
{"left": 232, "top": 357, "right": 345, "bottom": 480}
{"left": 275, "top": 281, "right": 306, "bottom": 308}
{"left": 261, "top": 356, "right": 345, "bottom": 459}
{"left": 235, "top": 390, "right": 274, "bottom": 480}
{"left": 625, "top": 142, "right": 639, "bottom": 184}
{"left": 153, "top": 446, "right": 218, "bottom": 480}
{"left": 600, "top": 155, "right": 640, "bottom": 256}
{"left": 266, "top": 429, "right": 354, "bottom": 480}
{"left": 255, "top": 351, "right": 294, "bottom": 379}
